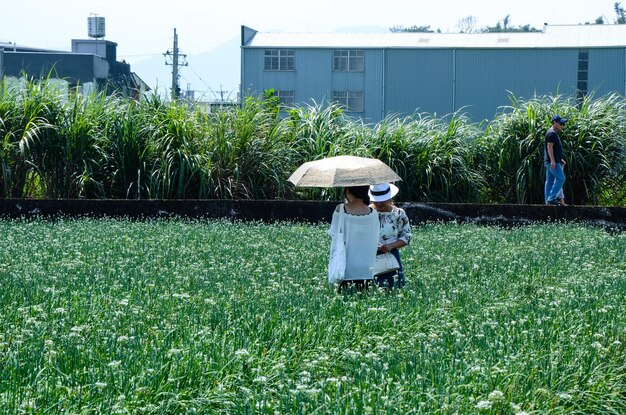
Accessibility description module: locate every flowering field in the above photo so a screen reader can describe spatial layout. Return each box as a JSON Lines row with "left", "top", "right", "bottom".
{"left": 0, "top": 219, "right": 624, "bottom": 414}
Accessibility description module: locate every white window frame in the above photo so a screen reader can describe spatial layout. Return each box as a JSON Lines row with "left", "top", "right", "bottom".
{"left": 264, "top": 49, "right": 295, "bottom": 71}
{"left": 332, "top": 90, "right": 364, "bottom": 112}
{"left": 276, "top": 90, "right": 295, "bottom": 106}
{"left": 333, "top": 50, "right": 364, "bottom": 72}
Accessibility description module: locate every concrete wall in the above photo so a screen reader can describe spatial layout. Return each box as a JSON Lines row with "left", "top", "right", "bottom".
{"left": 0, "top": 199, "right": 623, "bottom": 230}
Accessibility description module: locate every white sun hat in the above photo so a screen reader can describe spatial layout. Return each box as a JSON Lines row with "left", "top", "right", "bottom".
{"left": 368, "top": 183, "right": 399, "bottom": 202}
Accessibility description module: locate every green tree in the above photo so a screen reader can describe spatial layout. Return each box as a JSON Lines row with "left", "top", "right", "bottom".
{"left": 482, "top": 15, "right": 540, "bottom": 32}
{"left": 389, "top": 25, "right": 437, "bottom": 33}
{"left": 615, "top": 2, "right": 626, "bottom": 23}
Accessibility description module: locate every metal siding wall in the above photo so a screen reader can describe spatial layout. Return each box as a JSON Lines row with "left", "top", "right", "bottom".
{"left": 242, "top": 48, "right": 333, "bottom": 105}
{"left": 296, "top": 49, "right": 383, "bottom": 123}
{"left": 363, "top": 50, "right": 383, "bottom": 124}
{"left": 456, "top": 49, "right": 539, "bottom": 121}
{"left": 456, "top": 49, "right": 578, "bottom": 121}
{"left": 241, "top": 49, "right": 299, "bottom": 99}
{"left": 242, "top": 48, "right": 383, "bottom": 122}
{"left": 531, "top": 49, "right": 578, "bottom": 95}
{"left": 384, "top": 49, "right": 454, "bottom": 119}
{"left": 297, "top": 49, "right": 332, "bottom": 105}
{"left": 3, "top": 53, "right": 98, "bottom": 84}
{"left": 588, "top": 48, "right": 626, "bottom": 96}
{"left": 241, "top": 49, "right": 264, "bottom": 97}
{"left": 242, "top": 44, "right": 618, "bottom": 123}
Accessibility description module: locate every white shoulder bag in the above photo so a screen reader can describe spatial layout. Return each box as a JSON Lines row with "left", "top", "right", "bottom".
{"left": 372, "top": 252, "right": 400, "bottom": 276}
{"left": 328, "top": 204, "right": 346, "bottom": 287}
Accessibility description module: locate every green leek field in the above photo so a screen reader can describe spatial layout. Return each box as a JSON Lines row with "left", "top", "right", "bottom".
{"left": 1, "top": 219, "right": 624, "bottom": 414}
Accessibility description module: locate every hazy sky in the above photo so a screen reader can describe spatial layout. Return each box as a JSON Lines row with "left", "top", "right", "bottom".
{"left": 0, "top": 1, "right": 619, "bottom": 94}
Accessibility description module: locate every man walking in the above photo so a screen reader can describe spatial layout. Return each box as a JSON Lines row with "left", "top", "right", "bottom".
{"left": 544, "top": 115, "right": 567, "bottom": 205}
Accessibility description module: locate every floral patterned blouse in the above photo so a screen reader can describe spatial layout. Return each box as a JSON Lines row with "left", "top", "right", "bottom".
{"left": 376, "top": 206, "right": 412, "bottom": 245}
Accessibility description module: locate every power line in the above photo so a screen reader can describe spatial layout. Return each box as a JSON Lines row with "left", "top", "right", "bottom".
{"left": 186, "top": 64, "right": 211, "bottom": 90}
{"left": 181, "top": 65, "right": 237, "bottom": 103}
{"left": 117, "top": 53, "right": 163, "bottom": 58}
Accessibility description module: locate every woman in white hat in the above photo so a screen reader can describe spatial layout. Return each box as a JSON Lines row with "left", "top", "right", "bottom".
{"left": 369, "top": 183, "right": 412, "bottom": 288}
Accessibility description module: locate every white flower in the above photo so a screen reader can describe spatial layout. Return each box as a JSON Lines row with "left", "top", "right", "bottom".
{"left": 167, "top": 348, "right": 182, "bottom": 357}
{"left": 172, "top": 293, "right": 190, "bottom": 299}
{"left": 19, "top": 399, "right": 35, "bottom": 410}
{"left": 488, "top": 390, "right": 505, "bottom": 402}
{"left": 108, "top": 360, "right": 121, "bottom": 367}
{"left": 476, "top": 400, "right": 492, "bottom": 410}
{"left": 235, "top": 348, "right": 249, "bottom": 357}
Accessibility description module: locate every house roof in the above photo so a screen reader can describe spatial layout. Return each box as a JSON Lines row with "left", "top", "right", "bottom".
{"left": 130, "top": 72, "right": 151, "bottom": 91}
{"left": 0, "top": 42, "right": 66, "bottom": 53}
{"left": 244, "top": 24, "right": 626, "bottom": 49}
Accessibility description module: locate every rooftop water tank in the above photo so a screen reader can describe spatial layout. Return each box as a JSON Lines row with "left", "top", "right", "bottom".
{"left": 88, "top": 16, "right": 106, "bottom": 39}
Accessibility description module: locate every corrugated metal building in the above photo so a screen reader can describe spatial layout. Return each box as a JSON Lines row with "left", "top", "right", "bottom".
{"left": 0, "top": 39, "right": 149, "bottom": 98}
{"left": 240, "top": 24, "right": 626, "bottom": 123}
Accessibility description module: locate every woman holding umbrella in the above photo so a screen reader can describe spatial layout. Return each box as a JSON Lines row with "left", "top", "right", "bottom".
{"left": 328, "top": 185, "right": 379, "bottom": 292}
{"left": 288, "top": 155, "right": 402, "bottom": 291}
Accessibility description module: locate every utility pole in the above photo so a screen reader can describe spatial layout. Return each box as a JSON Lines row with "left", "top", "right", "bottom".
{"left": 163, "top": 28, "right": 187, "bottom": 100}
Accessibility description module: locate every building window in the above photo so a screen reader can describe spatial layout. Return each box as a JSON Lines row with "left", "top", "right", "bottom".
{"left": 264, "top": 49, "right": 295, "bottom": 71}
{"left": 333, "top": 50, "right": 364, "bottom": 72}
{"left": 276, "top": 90, "right": 294, "bottom": 106}
{"left": 577, "top": 49, "right": 588, "bottom": 101}
{"left": 332, "top": 90, "right": 364, "bottom": 112}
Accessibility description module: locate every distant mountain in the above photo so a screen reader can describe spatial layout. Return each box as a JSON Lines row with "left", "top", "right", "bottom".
{"left": 131, "top": 36, "right": 240, "bottom": 101}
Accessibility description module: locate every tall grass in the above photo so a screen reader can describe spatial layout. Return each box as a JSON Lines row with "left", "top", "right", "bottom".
{"left": 480, "top": 93, "right": 626, "bottom": 205}
{"left": 202, "top": 95, "right": 292, "bottom": 199}
{"left": 0, "top": 78, "right": 62, "bottom": 198}
{"left": 1, "top": 78, "right": 625, "bottom": 205}
{"left": 370, "top": 112, "right": 485, "bottom": 202}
